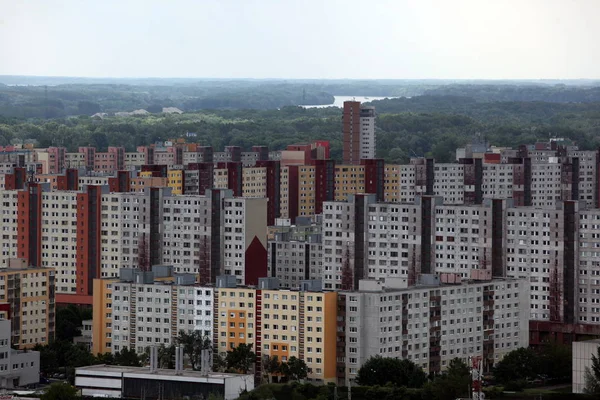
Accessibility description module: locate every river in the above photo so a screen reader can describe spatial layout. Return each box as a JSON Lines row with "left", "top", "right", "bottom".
{"left": 302, "top": 95, "right": 399, "bottom": 108}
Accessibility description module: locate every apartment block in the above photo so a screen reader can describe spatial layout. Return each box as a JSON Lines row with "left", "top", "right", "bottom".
{"left": 280, "top": 142, "right": 330, "bottom": 167}
{"left": 215, "top": 278, "right": 338, "bottom": 383}
{"left": 342, "top": 277, "right": 529, "bottom": 380}
{"left": 223, "top": 197, "right": 268, "bottom": 285}
{"left": 281, "top": 160, "right": 335, "bottom": 220}
{"left": 0, "top": 180, "right": 269, "bottom": 305}
{"left": 92, "top": 278, "right": 116, "bottom": 355}
{"left": 65, "top": 152, "right": 87, "bottom": 170}
{"left": 167, "top": 169, "right": 184, "bottom": 195}
{"left": 342, "top": 101, "right": 376, "bottom": 165}
{"left": 267, "top": 217, "right": 323, "bottom": 288}
{"left": 0, "top": 259, "right": 56, "bottom": 349}
{"left": 0, "top": 319, "right": 41, "bottom": 388}
{"left": 94, "top": 267, "right": 214, "bottom": 355}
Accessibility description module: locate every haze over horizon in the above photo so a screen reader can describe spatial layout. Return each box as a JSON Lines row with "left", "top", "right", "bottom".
{"left": 1, "top": 0, "right": 599, "bottom": 80}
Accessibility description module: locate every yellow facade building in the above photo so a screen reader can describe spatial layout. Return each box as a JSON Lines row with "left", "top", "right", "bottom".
{"left": 0, "top": 259, "right": 56, "bottom": 349}
{"left": 334, "top": 165, "right": 365, "bottom": 201}
{"left": 167, "top": 169, "right": 184, "bottom": 195}
{"left": 216, "top": 286, "right": 337, "bottom": 383}
{"left": 213, "top": 168, "right": 229, "bottom": 190}
{"left": 92, "top": 278, "right": 116, "bottom": 355}
{"left": 242, "top": 167, "right": 267, "bottom": 198}
{"left": 298, "top": 166, "right": 316, "bottom": 217}
{"left": 384, "top": 164, "right": 401, "bottom": 202}
{"left": 130, "top": 176, "right": 168, "bottom": 192}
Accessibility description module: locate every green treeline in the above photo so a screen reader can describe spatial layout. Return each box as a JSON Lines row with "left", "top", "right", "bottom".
{"left": 423, "top": 83, "right": 600, "bottom": 103}
{"left": 1, "top": 100, "right": 599, "bottom": 163}
{"left": 0, "top": 82, "right": 600, "bottom": 163}
{"left": 0, "top": 82, "right": 335, "bottom": 117}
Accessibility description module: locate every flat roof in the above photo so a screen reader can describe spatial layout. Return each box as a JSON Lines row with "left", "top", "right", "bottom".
{"left": 76, "top": 364, "right": 250, "bottom": 380}
{"left": 575, "top": 339, "right": 600, "bottom": 344}
{"left": 0, "top": 266, "right": 53, "bottom": 272}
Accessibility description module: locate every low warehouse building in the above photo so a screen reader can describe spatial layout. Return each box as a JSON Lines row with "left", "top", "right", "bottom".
{"left": 75, "top": 365, "right": 254, "bottom": 400}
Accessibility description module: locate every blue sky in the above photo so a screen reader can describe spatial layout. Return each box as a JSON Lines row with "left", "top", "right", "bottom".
{"left": 1, "top": 0, "right": 598, "bottom": 79}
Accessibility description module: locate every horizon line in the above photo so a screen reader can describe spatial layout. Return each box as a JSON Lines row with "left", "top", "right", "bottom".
{"left": 1, "top": 74, "right": 600, "bottom": 82}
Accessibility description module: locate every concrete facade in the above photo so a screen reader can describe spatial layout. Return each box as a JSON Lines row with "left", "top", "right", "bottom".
{"left": 342, "top": 278, "right": 529, "bottom": 379}
{"left": 573, "top": 339, "right": 600, "bottom": 393}
{"left": 0, "top": 319, "right": 40, "bottom": 388}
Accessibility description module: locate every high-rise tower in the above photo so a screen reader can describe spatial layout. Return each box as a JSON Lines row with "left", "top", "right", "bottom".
{"left": 342, "top": 101, "right": 376, "bottom": 165}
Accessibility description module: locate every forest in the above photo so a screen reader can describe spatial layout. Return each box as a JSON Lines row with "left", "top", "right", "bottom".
{"left": 0, "top": 78, "right": 438, "bottom": 118}
{"left": 0, "top": 79, "right": 599, "bottom": 163}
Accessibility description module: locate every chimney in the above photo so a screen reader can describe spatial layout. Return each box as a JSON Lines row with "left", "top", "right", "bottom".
{"left": 200, "top": 349, "right": 211, "bottom": 376}
{"left": 175, "top": 346, "right": 180, "bottom": 374}
{"left": 174, "top": 346, "right": 184, "bottom": 374}
{"left": 149, "top": 345, "right": 158, "bottom": 373}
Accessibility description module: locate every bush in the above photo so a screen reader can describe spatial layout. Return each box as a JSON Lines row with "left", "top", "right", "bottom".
{"left": 503, "top": 379, "right": 527, "bottom": 392}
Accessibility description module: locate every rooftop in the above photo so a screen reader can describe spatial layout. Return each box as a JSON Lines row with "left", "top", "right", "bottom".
{"left": 76, "top": 364, "right": 251, "bottom": 380}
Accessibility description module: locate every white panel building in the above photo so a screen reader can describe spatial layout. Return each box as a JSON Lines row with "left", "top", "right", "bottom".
{"left": 343, "top": 277, "right": 529, "bottom": 380}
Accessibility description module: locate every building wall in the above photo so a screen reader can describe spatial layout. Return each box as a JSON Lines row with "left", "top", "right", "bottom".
{"left": 223, "top": 198, "right": 267, "bottom": 285}
{"left": 78, "top": 176, "right": 110, "bottom": 187}
{"left": 359, "top": 106, "right": 376, "bottom": 160}
{"left": 0, "top": 264, "right": 56, "bottom": 349}
{"left": 216, "top": 287, "right": 337, "bottom": 383}
{"left": 342, "top": 101, "right": 361, "bottom": 165}
{"left": 167, "top": 170, "right": 184, "bottom": 195}
{"left": 162, "top": 195, "right": 213, "bottom": 274}
{"left": 41, "top": 191, "right": 78, "bottom": 294}
{"left": 242, "top": 167, "right": 267, "bottom": 198}
{"left": 0, "top": 191, "right": 19, "bottom": 260}
{"left": 130, "top": 177, "right": 167, "bottom": 192}
{"left": 214, "top": 168, "right": 229, "bottom": 190}
{"left": 573, "top": 340, "right": 600, "bottom": 393}
{"left": 334, "top": 166, "right": 364, "bottom": 202}
{"left": 0, "top": 319, "right": 41, "bottom": 388}
{"left": 124, "top": 152, "right": 146, "bottom": 168}
{"left": 268, "top": 224, "right": 323, "bottom": 288}
{"left": 298, "top": 166, "right": 316, "bottom": 217}
{"left": 216, "top": 287, "right": 257, "bottom": 355}
{"left": 108, "top": 279, "right": 214, "bottom": 355}
{"left": 92, "top": 278, "right": 116, "bottom": 355}
{"left": 343, "top": 279, "right": 528, "bottom": 379}
{"left": 383, "top": 164, "right": 400, "bottom": 203}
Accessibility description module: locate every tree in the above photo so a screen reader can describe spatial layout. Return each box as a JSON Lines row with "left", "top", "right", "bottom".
{"left": 158, "top": 344, "right": 176, "bottom": 369}
{"left": 114, "top": 347, "right": 141, "bottom": 367}
{"left": 56, "top": 304, "right": 89, "bottom": 341}
{"left": 493, "top": 347, "right": 539, "bottom": 384}
{"left": 96, "top": 352, "right": 115, "bottom": 365}
{"left": 35, "top": 340, "right": 99, "bottom": 383}
{"left": 226, "top": 343, "right": 255, "bottom": 374}
{"left": 261, "top": 355, "right": 280, "bottom": 383}
{"left": 585, "top": 346, "right": 600, "bottom": 395}
{"left": 213, "top": 353, "right": 228, "bottom": 372}
{"left": 355, "top": 356, "right": 427, "bottom": 388}
{"left": 280, "top": 356, "right": 309, "bottom": 382}
{"left": 64, "top": 343, "right": 98, "bottom": 383}
{"left": 177, "top": 330, "right": 212, "bottom": 370}
{"left": 428, "top": 358, "right": 470, "bottom": 400}
{"left": 77, "top": 101, "right": 101, "bottom": 115}
{"left": 41, "top": 382, "right": 79, "bottom": 400}
{"left": 537, "top": 342, "right": 571, "bottom": 381}
{"left": 146, "top": 104, "right": 163, "bottom": 113}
